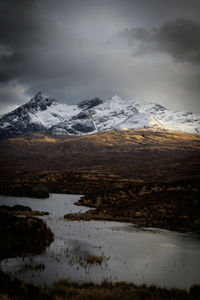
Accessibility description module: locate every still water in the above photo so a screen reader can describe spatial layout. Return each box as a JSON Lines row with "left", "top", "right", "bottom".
{"left": 0, "top": 194, "right": 200, "bottom": 289}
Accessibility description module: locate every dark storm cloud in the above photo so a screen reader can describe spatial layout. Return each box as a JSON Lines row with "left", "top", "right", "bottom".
{"left": 0, "top": 0, "right": 200, "bottom": 114}
{"left": 157, "top": 19, "right": 200, "bottom": 63}
{"left": 121, "top": 18, "right": 200, "bottom": 64}
{"left": 0, "top": 0, "right": 57, "bottom": 49}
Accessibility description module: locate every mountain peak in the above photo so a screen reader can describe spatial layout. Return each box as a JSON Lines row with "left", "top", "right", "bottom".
{"left": 108, "top": 95, "right": 128, "bottom": 106}
{"left": 110, "top": 95, "right": 123, "bottom": 102}
{"left": 27, "top": 92, "right": 57, "bottom": 111}
{"left": 0, "top": 92, "right": 199, "bottom": 139}
{"left": 30, "top": 91, "right": 48, "bottom": 102}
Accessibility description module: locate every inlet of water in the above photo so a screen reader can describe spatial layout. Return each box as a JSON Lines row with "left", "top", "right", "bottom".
{"left": 1, "top": 194, "right": 200, "bottom": 289}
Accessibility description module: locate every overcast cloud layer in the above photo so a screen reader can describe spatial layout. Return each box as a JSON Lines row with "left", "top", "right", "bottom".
{"left": 0, "top": 0, "right": 200, "bottom": 114}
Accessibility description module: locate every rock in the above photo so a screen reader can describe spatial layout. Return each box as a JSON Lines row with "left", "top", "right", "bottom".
{"left": 0, "top": 210, "right": 53, "bottom": 260}
{"left": 29, "top": 185, "right": 49, "bottom": 198}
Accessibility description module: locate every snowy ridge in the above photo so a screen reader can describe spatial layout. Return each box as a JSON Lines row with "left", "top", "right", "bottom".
{"left": 0, "top": 92, "right": 200, "bottom": 139}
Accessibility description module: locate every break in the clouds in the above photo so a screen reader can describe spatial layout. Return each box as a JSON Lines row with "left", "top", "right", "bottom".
{"left": 0, "top": 0, "right": 200, "bottom": 114}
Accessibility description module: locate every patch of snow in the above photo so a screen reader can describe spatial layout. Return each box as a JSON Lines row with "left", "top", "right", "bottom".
{"left": 29, "top": 102, "right": 80, "bottom": 128}
{"left": 0, "top": 92, "right": 200, "bottom": 138}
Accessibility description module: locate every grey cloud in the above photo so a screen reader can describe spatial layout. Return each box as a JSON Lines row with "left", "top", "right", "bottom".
{"left": 121, "top": 18, "right": 200, "bottom": 64}
{"left": 157, "top": 19, "right": 200, "bottom": 63}
{"left": 0, "top": 0, "right": 200, "bottom": 114}
{"left": 0, "top": 0, "right": 60, "bottom": 50}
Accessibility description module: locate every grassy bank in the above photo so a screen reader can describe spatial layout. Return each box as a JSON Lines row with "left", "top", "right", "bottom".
{"left": 65, "top": 181, "right": 200, "bottom": 234}
{"left": 0, "top": 206, "right": 53, "bottom": 260}
{"left": 1, "top": 278, "right": 200, "bottom": 300}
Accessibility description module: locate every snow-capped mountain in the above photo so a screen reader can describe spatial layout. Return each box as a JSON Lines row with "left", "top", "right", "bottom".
{"left": 0, "top": 92, "right": 199, "bottom": 139}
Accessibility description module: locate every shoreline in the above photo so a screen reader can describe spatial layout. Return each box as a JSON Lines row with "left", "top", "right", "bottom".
{"left": 1, "top": 192, "right": 200, "bottom": 299}
{"left": 64, "top": 182, "right": 200, "bottom": 235}
{"left": 1, "top": 176, "right": 200, "bottom": 235}
{"left": 0, "top": 205, "right": 53, "bottom": 260}
{"left": 1, "top": 275, "right": 200, "bottom": 300}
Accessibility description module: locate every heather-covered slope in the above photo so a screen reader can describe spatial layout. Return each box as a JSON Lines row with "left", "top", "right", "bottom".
{"left": 0, "top": 130, "right": 200, "bottom": 234}
{"left": 0, "top": 130, "right": 199, "bottom": 181}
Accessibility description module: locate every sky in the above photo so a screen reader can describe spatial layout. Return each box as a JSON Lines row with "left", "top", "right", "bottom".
{"left": 0, "top": 0, "right": 200, "bottom": 114}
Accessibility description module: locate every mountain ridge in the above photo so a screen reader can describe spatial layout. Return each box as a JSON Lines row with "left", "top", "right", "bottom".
{"left": 0, "top": 92, "right": 200, "bottom": 139}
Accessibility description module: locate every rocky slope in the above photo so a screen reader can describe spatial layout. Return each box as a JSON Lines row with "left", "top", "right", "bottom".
{"left": 0, "top": 92, "right": 200, "bottom": 139}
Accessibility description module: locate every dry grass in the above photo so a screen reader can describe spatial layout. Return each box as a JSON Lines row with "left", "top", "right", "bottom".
{"left": 47, "top": 281, "right": 200, "bottom": 300}
{"left": 86, "top": 255, "right": 103, "bottom": 265}
{"left": 0, "top": 130, "right": 200, "bottom": 182}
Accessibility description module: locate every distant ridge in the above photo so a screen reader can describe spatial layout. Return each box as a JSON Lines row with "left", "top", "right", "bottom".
{"left": 0, "top": 92, "right": 199, "bottom": 139}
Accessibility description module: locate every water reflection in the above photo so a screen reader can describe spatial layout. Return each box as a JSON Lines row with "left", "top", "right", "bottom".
{"left": 0, "top": 194, "right": 200, "bottom": 289}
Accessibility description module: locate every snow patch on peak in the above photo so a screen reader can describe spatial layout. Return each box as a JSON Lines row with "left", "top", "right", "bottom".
{"left": 149, "top": 115, "right": 166, "bottom": 130}
{"left": 107, "top": 95, "right": 129, "bottom": 106}
{"left": 28, "top": 101, "right": 80, "bottom": 129}
{"left": 110, "top": 94, "right": 123, "bottom": 102}
{"left": 0, "top": 92, "right": 200, "bottom": 139}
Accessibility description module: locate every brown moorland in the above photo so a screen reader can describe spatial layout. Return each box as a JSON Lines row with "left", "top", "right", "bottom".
{"left": 0, "top": 130, "right": 200, "bottom": 299}
{"left": 0, "top": 129, "right": 200, "bottom": 234}
{"left": 0, "top": 130, "right": 199, "bottom": 180}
